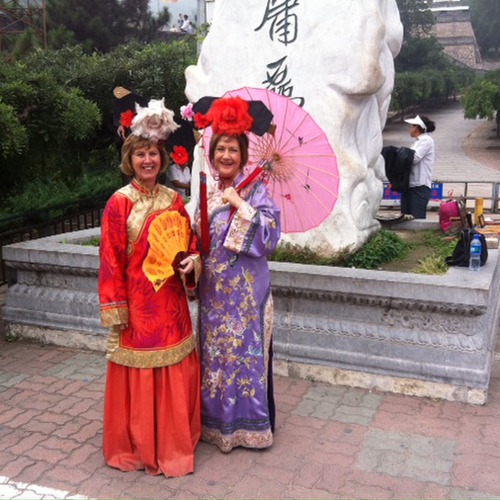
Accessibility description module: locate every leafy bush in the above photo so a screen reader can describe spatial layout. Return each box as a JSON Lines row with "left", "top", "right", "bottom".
{"left": 413, "top": 254, "right": 449, "bottom": 275}
{"left": 0, "top": 167, "right": 120, "bottom": 216}
{"left": 462, "top": 71, "right": 500, "bottom": 137}
{"left": 79, "top": 237, "right": 101, "bottom": 247}
{"left": 391, "top": 67, "right": 476, "bottom": 116}
{"left": 345, "top": 229, "right": 410, "bottom": 269}
{"left": 271, "top": 229, "right": 459, "bottom": 275}
{"left": 0, "top": 99, "right": 28, "bottom": 158}
{"left": 0, "top": 40, "right": 197, "bottom": 203}
{"left": 271, "top": 229, "right": 410, "bottom": 270}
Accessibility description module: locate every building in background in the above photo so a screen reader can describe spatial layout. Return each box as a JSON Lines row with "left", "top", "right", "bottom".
{"left": 197, "top": 0, "right": 215, "bottom": 26}
{"left": 429, "top": 0, "right": 483, "bottom": 69}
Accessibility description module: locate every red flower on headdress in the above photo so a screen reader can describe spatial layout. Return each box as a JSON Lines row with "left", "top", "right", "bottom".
{"left": 170, "top": 145, "right": 189, "bottom": 166}
{"left": 194, "top": 112, "right": 212, "bottom": 130}
{"left": 120, "top": 110, "right": 135, "bottom": 128}
{"left": 194, "top": 97, "right": 253, "bottom": 136}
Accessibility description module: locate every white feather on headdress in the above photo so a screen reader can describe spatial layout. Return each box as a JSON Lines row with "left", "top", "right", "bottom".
{"left": 130, "top": 98, "right": 180, "bottom": 142}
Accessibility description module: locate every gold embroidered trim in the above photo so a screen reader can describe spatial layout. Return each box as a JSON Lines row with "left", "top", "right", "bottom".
{"left": 224, "top": 201, "right": 256, "bottom": 253}
{"left": 190, "top": 253, "right": 202, "bottom": 284}
{"left": 263, "top": 293, "right": 274, "bottom": 375}
{"left": 201, "top": 427, "right": 273, "bottom": 453}
{"left": 117, "top": 183, "right": 177, "bottom": 250}
{"left": 180, "top": 253, "right": 202, "bottom": 296}
{"left": 106, "top": 331, "right": 196, "bottom": 368}
{"left": 238, "top": 200, "right": 257, "bottom": 221}
{"left": 106, "top": 326, "right": 121, "bottom": 359}
{"left": 100, "top": 306, "right": 128, "bottom": 327}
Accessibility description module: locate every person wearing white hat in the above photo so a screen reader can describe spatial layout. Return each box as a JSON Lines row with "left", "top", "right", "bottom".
{"left": 401, "top": 114, "right": 436, "bottom": 219}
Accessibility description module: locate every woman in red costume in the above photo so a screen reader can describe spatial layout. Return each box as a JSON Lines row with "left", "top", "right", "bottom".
{"left": 98, "top": 98, "right": 201, "bottom": 477}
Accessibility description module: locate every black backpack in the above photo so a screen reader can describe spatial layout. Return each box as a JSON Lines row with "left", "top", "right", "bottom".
{"left": 445, "top": 228, "right": 488, "bottom": 267}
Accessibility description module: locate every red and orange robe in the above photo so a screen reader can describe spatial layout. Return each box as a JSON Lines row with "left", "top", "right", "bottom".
{"left": 98, "top": 179, "right": 201, "bottom": 477}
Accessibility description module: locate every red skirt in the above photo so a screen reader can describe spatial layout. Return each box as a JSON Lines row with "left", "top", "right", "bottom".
{"left": 103, "top": 350, "right": 201, "bottom": 477}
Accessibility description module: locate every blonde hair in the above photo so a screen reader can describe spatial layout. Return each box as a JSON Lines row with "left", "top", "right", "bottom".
{"left": 120, "top": 135, "right": 168, "bottom": 177}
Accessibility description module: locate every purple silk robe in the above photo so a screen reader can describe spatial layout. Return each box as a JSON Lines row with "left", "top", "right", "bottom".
{"left": 195, "top": 173, "right": 281, "bottom": 452}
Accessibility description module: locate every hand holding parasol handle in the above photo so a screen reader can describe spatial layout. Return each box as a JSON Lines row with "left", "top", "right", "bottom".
{"left": 227, "top": 166, "right": 263, "bottom": 219}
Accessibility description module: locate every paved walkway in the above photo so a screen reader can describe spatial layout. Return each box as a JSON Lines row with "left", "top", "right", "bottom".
{"left": 0, "top": 337, "right": 499, "bottom": 500}
{"left": 383, "top": 100, "right": 500, "bottom": 211}
{"left": 383, "top": 100, "right": 500, "bottom": 181}
{"left": 1, "top": 102, "right": 500, "bottom": 499}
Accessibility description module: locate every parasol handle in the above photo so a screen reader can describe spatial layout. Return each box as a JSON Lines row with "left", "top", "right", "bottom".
{"left": 228, "top": 166, "right": 264, "bottom": 220}
{"left": 235, "top": 166, "right": 263, "bottom": 194}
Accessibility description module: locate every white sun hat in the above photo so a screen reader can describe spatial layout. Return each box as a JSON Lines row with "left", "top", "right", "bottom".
{"left": 404, "top": 115, "right": 427, "bottom": 131}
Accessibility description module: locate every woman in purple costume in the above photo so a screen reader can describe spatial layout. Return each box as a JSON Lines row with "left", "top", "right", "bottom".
{"left": 194, "top": 132, "right": 281, "bottom": 452}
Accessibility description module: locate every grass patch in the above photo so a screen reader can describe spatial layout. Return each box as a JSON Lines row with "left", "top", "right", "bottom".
{"left": 271, "top": 229, "right": 457, "bottom": 275}
{"left": 79, "top": 237, "right": 100, "bottom": 247}
{"left": 271, "top": 242, "right": 346, "bottom": 267}
{"left": 410, "top": 231, "right": 457, "bottom": 275}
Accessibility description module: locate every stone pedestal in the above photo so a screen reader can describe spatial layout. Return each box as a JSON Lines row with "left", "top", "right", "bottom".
{"left": 3, "top": 228, "right": 499, "bottom": 404}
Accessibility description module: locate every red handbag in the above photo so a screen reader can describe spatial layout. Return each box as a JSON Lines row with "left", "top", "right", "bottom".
{"left": 439, "top": 190, "right": 461, "bottom": 232}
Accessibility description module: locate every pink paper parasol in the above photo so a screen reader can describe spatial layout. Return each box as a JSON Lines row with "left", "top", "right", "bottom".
{"left": 202, "top": 87, "right": 339, "bottom": 233}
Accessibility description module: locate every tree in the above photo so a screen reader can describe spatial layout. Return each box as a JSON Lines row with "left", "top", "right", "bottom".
{"left": 120, "top": 0, "right": 171, "bottom": 43}
{"left": 397, "top": 0, "right": 435, "bottom": 38}
{"left": 468, "top": 0, "right": 500, "bottom": 58}
{"left": 0, "top": 99, "right": 28, "bottom": 159}
{"left": 0, "top": 40, "right": 197, "bottom": 201}
{"left": 12, "top": 0, "right": 173, "bottom": 55}
{"left": 0, "top": 0, "right": 161, "bottom": 59}
{"left": 0, "top": 63, "right": 101, "bottom": 191}
{"left": 462, "top": 71, "right": 500, "bottom": 137}
{"left": 46, "top": 0, "right": 128, "bottom": 52}
{"left": 395, "top": 37, "right": 447, "bottom": 72}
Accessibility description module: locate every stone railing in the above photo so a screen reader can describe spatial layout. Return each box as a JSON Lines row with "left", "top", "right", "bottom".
{"left": 2, "top": 227, "right": 499, "bottom": 404}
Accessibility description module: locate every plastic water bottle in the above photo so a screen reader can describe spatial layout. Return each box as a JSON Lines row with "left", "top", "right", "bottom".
{"left": 469, "top": 234, "right": 482, "bottom": 271}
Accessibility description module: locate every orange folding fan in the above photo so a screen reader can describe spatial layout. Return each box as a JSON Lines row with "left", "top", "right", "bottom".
{"left": 143, "top": 211, "right": 191, "bottom": 292}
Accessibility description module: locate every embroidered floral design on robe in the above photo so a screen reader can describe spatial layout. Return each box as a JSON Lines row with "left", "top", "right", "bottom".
{"left": 195, "top": 174, "right": 281, "bottom": 452}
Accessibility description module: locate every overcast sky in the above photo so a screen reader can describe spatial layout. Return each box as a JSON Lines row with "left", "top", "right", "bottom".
{"left": 149, "top": 0, "right": 198, "bottom": 23}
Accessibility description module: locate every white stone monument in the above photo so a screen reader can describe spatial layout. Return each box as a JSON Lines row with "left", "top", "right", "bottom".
{"left": 185, "top": 0, "right": 403, "bottom": 255}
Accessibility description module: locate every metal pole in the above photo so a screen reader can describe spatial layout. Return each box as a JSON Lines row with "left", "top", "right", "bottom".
{"left": 492, "top": 182, "right": 499, "bottom": 214}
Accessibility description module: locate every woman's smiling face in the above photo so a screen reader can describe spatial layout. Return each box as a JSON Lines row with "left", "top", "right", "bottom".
{"left": 213, "top": 136, "right": 242, "bottom": 183}
{"left": 131, "top": 144, "right": 161, "bottom": 188}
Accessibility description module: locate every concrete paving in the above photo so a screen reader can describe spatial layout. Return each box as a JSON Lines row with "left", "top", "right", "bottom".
{"left": 1, "top": 101, "right": 500, "bottom": 499}
{"left": 0, "top": 333, "right": 499, "bottom": 499}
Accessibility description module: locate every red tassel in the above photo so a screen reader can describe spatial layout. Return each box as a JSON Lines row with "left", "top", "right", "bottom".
{"left": 200, "top": 171, "right": 210, "bottom": 255}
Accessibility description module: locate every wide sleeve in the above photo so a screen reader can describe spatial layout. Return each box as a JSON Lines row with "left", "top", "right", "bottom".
{"left": 223, "top": 182, "right": 281, "bottom": 258}
{"left": 174, "top": 194, "right": 202, "bottom": 293}
{"left": 98, "top": 193, "right": 131, "bottom": 327}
